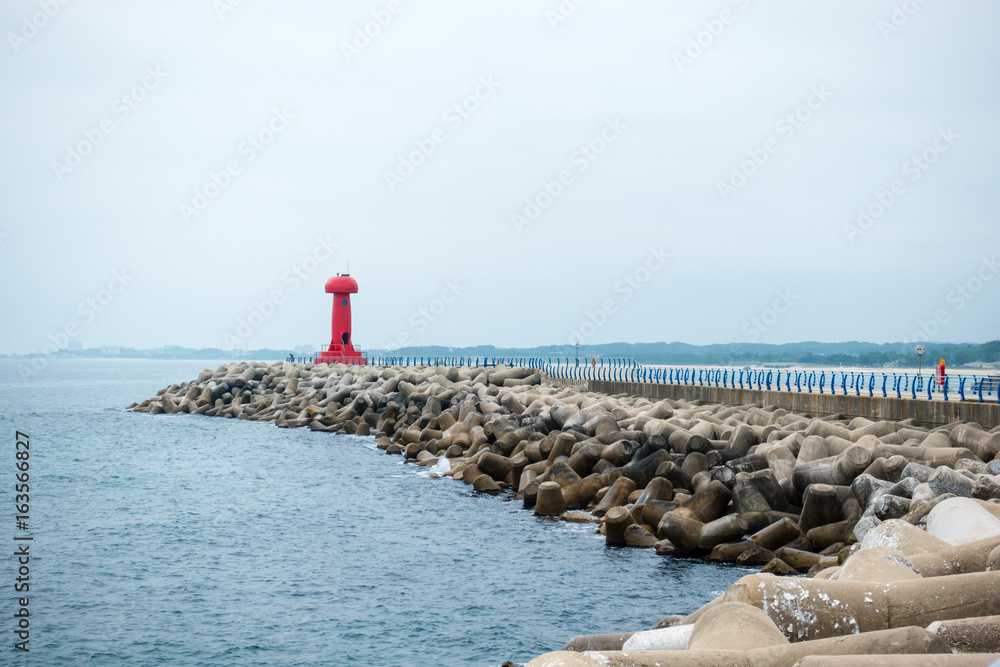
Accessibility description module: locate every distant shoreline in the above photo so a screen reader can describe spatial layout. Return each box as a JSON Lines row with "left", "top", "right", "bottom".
{"left": 3, "top": 357, "right": 997, "bottom": 373}
{"left": 2, "top": 339, "right": 997, "bottom": 370}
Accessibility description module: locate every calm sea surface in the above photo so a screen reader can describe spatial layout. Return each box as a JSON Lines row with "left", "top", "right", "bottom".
{"left": 0, "top": 359, "right": 755, "bottom": 666}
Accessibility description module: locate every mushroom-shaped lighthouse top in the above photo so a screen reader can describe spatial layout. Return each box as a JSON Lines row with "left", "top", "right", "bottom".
{"left": 325, "top": 275, "right": 358, "bottom": 294}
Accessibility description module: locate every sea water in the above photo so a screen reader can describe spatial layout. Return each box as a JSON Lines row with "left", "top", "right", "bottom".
{"left": 0, "top": 359, "right": 755, "bottom": 666}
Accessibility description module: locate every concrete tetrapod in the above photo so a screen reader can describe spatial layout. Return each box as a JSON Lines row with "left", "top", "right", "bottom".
{"left": 908, "top": 534, "right": 1000, "bottom": 577}
{"left": 525, "top": 626, "right": 950, "bottom": 667}
{"left": 835, "top": 545, "right": 921, "bottom": 583}
{"left": 686, "top": 602, "right": 788, "bottom": 651}
{"left": 926, "top": 497, "right": 1000, "bottom": 546}
{"left": 793, "top": 657, "right": 1000, "bottom": 666}
{"left": 604, "top": 506, "right": 635, "bottom": 545}
{"left": 722, "top": 570, "right": 1000, "bottom": 642}
{"left": 592, "top": 477, "right": 636, "bottom": 517}
{"left": 859, "top": 519, "right": 951, "bottom": 557}
{"left": 926, "top": 615, "right": 1000, "bottom": 654}
{"left": 560, "top": 633, "right": 635, "bottom": 652}
{"left": 620, "top": 624, "right": 694, "bottom": 650}
{"left": 950, "top": 423, "right": 1000, "bottom": 461}
{"left": 535, "top": 481, "right": 566, "bottom": 517}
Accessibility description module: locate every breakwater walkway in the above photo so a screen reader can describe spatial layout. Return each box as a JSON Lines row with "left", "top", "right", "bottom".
{"left": 536, "top": 361, "right": 1000, "bottom": 429}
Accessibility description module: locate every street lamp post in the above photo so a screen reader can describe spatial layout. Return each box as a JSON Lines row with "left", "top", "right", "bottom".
{"left": 575, "top": 342, "right": 579, "bottom": 365}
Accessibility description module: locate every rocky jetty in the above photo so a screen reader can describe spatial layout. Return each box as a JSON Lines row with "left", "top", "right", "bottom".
{"left": 131, "top": 361, "right": 1000, "bottom": 665}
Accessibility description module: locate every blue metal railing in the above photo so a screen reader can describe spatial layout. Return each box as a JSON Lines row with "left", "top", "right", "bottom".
{"left": 536, "top": 362, "right": 998, "bottom": 404}
{"left": 290, "top": 352, "right": 999, "bottom": 404}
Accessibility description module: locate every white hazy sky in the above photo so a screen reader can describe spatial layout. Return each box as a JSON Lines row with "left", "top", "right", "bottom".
{"left": 2, "top": 0, "right": 998, "bottom": 354}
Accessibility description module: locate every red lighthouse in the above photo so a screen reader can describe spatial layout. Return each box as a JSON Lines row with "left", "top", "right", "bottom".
{"left": 318, "top": 274, "right": 366, "bottom": 365}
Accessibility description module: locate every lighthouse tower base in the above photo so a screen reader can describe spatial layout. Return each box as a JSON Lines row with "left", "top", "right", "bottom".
{"left": 317, "top": 345, "right": 367, "bottom": 366}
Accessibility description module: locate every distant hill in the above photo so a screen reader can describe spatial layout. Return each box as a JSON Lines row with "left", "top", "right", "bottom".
{"left": 2, "top": 345, "right": 290, "bottom": 362}
{"left": 5, "top": 341, "right": 998, "bottom": 368}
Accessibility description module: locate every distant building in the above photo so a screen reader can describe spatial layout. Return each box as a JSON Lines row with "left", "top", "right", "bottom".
{"left": 68, "top": 341, "right": 82, "bottom": 352}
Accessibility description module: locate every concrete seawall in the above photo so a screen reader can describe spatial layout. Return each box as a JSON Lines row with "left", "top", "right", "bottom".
{"left": 558, "top": 379, "right": 1000, "bottom": 429}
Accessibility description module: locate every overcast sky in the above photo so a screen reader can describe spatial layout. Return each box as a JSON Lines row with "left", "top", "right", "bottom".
{"left": 2, "top": 0, "right": 998, "bottom": 355}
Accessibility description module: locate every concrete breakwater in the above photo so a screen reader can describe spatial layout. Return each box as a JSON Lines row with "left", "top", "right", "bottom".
{"left": 576, "top": 378, "right": 1000, "bottom": 429}
{"left": 130, "top": 361, "right": 1000, "bottom": 665}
